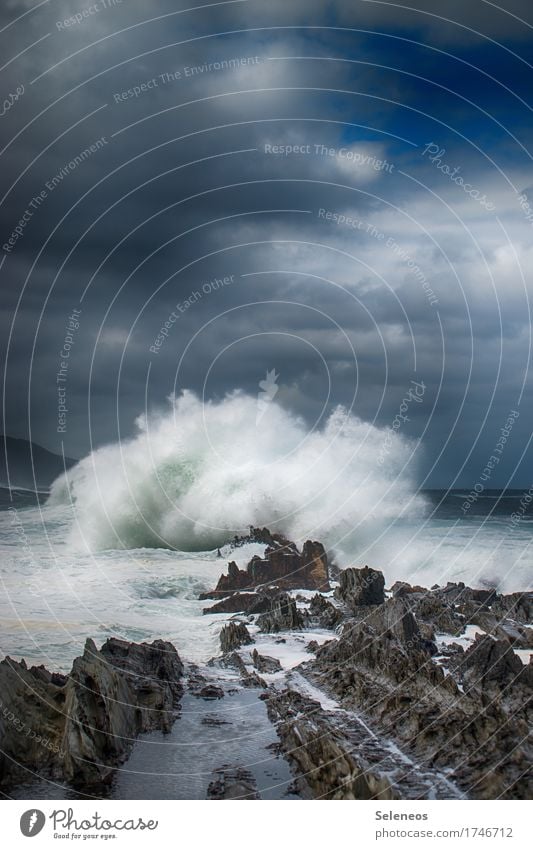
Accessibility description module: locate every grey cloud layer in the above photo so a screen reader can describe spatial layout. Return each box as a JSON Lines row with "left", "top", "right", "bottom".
{"left": 1, "top": 0, "right": 532, "bottom": 488}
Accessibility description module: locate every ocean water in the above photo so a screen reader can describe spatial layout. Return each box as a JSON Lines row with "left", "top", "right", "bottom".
{"left": 0, "top": 484, "right": 532, "bottom": 674}
{"left": 0, "top": 395, "right": 531, "bottom": 671}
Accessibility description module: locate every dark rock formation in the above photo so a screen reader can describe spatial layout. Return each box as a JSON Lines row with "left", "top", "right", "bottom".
{"left": 364, "top": 596, "right": 423, "bottom": 646}
{"left": 401, "top": 585, "right": 533, "bottom": 648}
{"left": 334, "top": 566, "right": 385, "bottom": 609}
{"left": 251, "top": 649, "right": 282, "bottom": 674}
{"left": 194, "top": 685, "right": 224, "bottom": 700}
{"left": 257, "top": 593, "right": 305, "bottom": 633}
{"left": 300, "top": 541, "right": 331, "bottom": 592}
{"left": 215, "top": 652, "right": 267, "bottom": 688}
{"left": 201, "top": 560, "right": 252, "bottom": 597}
{"left": 391, "top": 581, "right": 428, "bottom": 596}
{"left": 456, "top": 634, "right": 525, "bottom": 689}
{"left": 407, "top": 592, "right": 465, "bottom": 636}
{"left": 0, "top": 638, "right": 183, "bottom": 790}
{"left": 201, "top": 537, "right": 330, "bottom": 600}
{"left": 220, "top": 621, "right": 254, "bottom": 653}
{"left": 266, "top": 689, "right": 395, "bottom": 800}
{"left": 204, "top": 592, "right": 271, "bottom": 615}
{"left": 207, "top": 765, "right": 260, "bottom": 799}
{"left": 313, "top": 605, "right": 532, "bottom": 799}
{"left": 491, "top": 591, "right": 533, "bottom": 624}
{"left": 308, "top": 593, "right": 343, "bottom": 629}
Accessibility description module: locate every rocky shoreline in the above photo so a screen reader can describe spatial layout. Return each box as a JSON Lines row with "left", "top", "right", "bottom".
{"left": 1, "top": 528, "right": 531, "bottom": 799}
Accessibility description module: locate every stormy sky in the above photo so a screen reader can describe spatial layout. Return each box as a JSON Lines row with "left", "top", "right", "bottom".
{"left": 1, "top": 0, "right": 532, "bottom": 488}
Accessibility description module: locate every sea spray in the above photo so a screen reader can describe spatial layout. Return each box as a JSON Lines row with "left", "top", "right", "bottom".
{"left": 49, "top": 390, "right": 426, "bottom": 552}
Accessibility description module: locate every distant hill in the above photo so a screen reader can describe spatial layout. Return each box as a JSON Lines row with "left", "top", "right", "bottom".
{"left": 0, "top": 435, "right": 76, "bottom": 492}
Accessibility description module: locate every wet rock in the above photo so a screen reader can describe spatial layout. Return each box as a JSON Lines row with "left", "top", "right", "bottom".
{"left": 232, "top": 526, "right": 294, "bottom": 549}
{"left": 195, "top": 685, "right": 225, "bottom": 700}
{"left": 219, "top": 622, "right": 254, "bottom": 653}
{"left": 241, "top": 671, "right": 267, "bottom": 689}
{"left": 364, "top": 596, "right": 422, "bottom": 646}
{"left": 391, "top": 581, "right": 427, "bottom": 596}
{"left": 0, "top": 638, "right": 183, "bottom": 790}
{"left": 215, "top": 652, "right": 266, "bottom": 689}
{"left": 457, "top": 634, "right": 524, "bottom": 689}
{"left": 207, "top": 765, "right": 260, "bottom": 799}
{"left": 494, "top": 622, "right": 533, "bottom": 647}
{"left": 334, "top": 566, "right": 385, "bottom": 609}
{"left": 491, "top": 592, "right": 533, "bottom": 624}
{"left": 257, "top": 593, "right": 305, "bottom": 633}
{"left": 419, "top": 621, "right": 436, "bottom": 642}
{"left": 308, "top": 593, "right": 343, "bottom": 629}
{"left": 313, "top": 611, "right": 532, "bottom": 799}
{"left": 201, "top": 535, "right": 331, "bottom": 598}
{"left": 300, "top": 540, "right": 331, "bottom": 591}
{"left": 200, "top": 561, "right": 253, "bottom": 599}
{"left": 251, "top": 649, "right": 282, "bottom": 674}
{"left": 471, "top": 588, "right": 498, "bottom": 606}
{"left": 203, "top": 592, "right": 271, "bottom": 615}
{"left": 202, "top": 715, "right": 230, "bottom": 727}
{"left": 266, "top": 689, "right": 395, "bottom": 800}
{"left": 409, "top": 592, "right": 465, "bottom": 636}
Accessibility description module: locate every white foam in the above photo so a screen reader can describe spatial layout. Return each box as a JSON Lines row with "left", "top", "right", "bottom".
{"left": 49, "top": 391, "right": 425, "bottom": 553}
{"left": 436, "top": 625, "right": 486, "bottom": 650}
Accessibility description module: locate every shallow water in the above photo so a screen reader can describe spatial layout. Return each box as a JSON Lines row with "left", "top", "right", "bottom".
{"left": 113, "top": 686, "right": 299, "bottom": 800}
{"left": 5, "top": 680, "right": 300, "bottom": 801}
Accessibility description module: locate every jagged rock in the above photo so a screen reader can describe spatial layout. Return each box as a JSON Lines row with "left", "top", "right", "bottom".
{"left": 364, "top": 596, "right": 423, "bottom": 647}
{"left": 215, "top": 652, "right": 266, "bottom": 688}
{"left": 409, "top": 592, "right": 465, "bottom": 636}
{"left": 202, "top": 536, "right": 330, "bottom": 598}
{"left": 207, "top": 765, "right": 260, "bottom": 799}
{"left": 63, "top": 638, "right": 183, "bottom": 786}
{"left": 216, "top": 651, "right": 248, "bottom": 672}
{"left": 300, "top": 540, "right": 331, "bottom": 591}
{"left": 219, "top": 622, "right": 254, "bottom": 653}
{"left": 437, "top": 581, "right": 468, "bottom": 602}
{"left": 419, "top": 621, "right": 436, "bottom": 642}
{"left": 313, "top": 611, "right": 532, "bottom": 799}
{"left": 251, "top": 649, "right": 282, "bottom": 673}
{"left": 0, "top": 638, "right": 183, "bottom": 790}
{"left": 308, "top": 593, "right": 343, "bottom": 629}
{"left": 257, "top": 593, "right": 305, "bottom": 633}
{"left": 334, "top": 566, "right": 385, "bottom": 609}
{"left": 195, "top": 684, "right": 224, "bottom": 700}
{"left": 200, "top": 561, "right": 253, "bottom": 598}
{"left": 491, "top": 592, "right": 533, "bottom": 624}
{"left": 266, "top": 689, "right": 395, "bottom": 800}
{"left": 471, "top": 588, "right": 498, "bottom": 606}
{"left": 230, "top": 526, "right": 293, "bottom": 548}
{"left": 391, "top": 581, "right": 427, "bottom": 596}
{"left": 241, "top": 671, "right": 267, "bottom": 689}
{"left": 457, "top": 635, "right": 524, "bottom": 688}
{"left": 433, "top": 583, "right": 498, "bottom": 620}
{"left": 494, "top": 622, "right": 533, "bottom": 647}
{"left": 203, "top": 592, "right": 271, "bottom": 615}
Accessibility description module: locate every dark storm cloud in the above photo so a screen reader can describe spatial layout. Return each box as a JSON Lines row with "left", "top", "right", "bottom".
{"left": 1, "top": 0, "right": 532, "bottom": 487}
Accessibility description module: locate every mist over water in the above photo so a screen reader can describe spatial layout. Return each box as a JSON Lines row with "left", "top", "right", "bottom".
{"left": 49, "top": 391, "right": 426, "bottom": 553}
